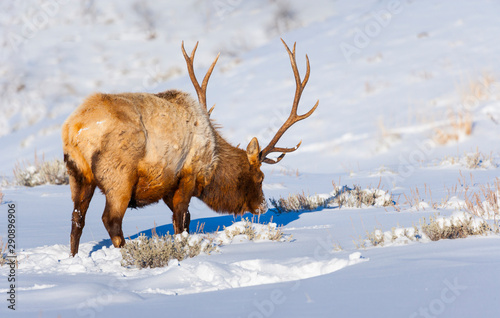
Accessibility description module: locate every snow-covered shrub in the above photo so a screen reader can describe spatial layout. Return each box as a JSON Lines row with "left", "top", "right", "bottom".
{"left": 14, "top": 155, "right": 68, "bottom": 187}
{"left": 439, "top": 151, "right": 496, "bottom": 169}
{"left": 365, "top": 225, "right": 421, "bottom": 247}
{"left": 269, "top": 192, "right": 327, "bottom": 213}
{"left": 462, "top": 178, "right": 500, "bottom": 220}
{"left": 269, "top": 185, "right": 394, "bottom": 213}
{"left": 329, "top": 185, "right": 393, "bottom": 208}
{"left": 421, "top": 214, "right": 493, "bottom": 241}
{"left": 121, "top": 232, "right": 218, "bottom": 269}
{"left": 222, "top": 218, "right": 285, "bottom": 242}
{"left": 359, "top": 213, "right": 495, "bottom": 249}
{"left": 121, "top": 220, "right": 288, "bottom": 269}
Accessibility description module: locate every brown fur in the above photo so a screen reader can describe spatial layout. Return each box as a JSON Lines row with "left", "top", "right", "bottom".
{"left": 62, "top": 89, "right": 267, "bottom": 256}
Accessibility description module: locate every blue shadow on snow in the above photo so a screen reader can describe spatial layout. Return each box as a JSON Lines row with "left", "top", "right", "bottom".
{"left": 89, "top": 205, "right": 334, "bottom": 256}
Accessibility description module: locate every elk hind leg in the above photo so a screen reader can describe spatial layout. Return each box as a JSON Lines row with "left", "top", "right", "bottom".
{"left": 69, "top": 174, "right": 96, "bottom": 256}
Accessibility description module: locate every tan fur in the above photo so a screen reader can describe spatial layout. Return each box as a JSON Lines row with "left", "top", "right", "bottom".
{"left": 63, "top": 90, "right": 216, "bottom": 201}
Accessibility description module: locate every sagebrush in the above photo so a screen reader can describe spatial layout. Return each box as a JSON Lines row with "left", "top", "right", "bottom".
{"left": 0, "top": 238, "right": 8, "bottom": 267}
{"left": 121, "top": 232, "right": 218, "bottom": 269}
{"left": 122, "top": 219, "right": 287, "bottom": 269}
{"left": 359, "top": 213, "right": 496, "bottom": 249}
{"left": 269, "top": 192, "right": 327, "bottom": 213}
{"left": 463, "top": 178, "right": 500, "bottom": 220}
{"left": 421, "top": 214, "right": 493, "bottom": 241}
{"left": 270, "top": 183, "right": 393, "bottom": 213}
{"left": 222, "top": 218, "right": 285, "bottom": 242}
{"left": 14, "top": 153, "right": 68, "bottom": 187}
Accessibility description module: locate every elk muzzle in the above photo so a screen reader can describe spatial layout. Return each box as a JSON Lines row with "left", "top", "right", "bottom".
{"left": 252, "top": 197, "right": 268, "bottom": 215}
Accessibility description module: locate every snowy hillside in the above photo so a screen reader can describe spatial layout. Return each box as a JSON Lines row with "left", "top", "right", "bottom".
{"left": 1, "top": 0, "right": 500, "bottom": 317}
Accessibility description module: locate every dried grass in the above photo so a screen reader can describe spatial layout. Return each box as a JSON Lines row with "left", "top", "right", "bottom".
{"left": 269, "top": 191, "right": 327, "bottom": 213}
{"left": 463, "top": 178, "right": 500, "bottom": 221}
{"left": 433, "top": 110, "right": 473, "bottom": 145}
{"left": 439, "top": 151, "right": 496, "bottom": 169}
{"left": 360, "top": 213, "right": 495, "bottom": 249}
{"left": 269, "top": 182, "right": 394, "bottom": 213}
{"left": 459, "top": 72, "right": 497, "bottom": 105}
{"left": 364, "top": 225, "right": 421, "bottom": 247}
{"left": 0, "top": 239, "right": 7, "bottom": 266}
{"left": 121, "top": 232, "right": 219, "bottom": 269}
{"left": 122, "top": 219, "right": 287, "bottom": 269}
{"left": 14, "top": 152, "right": 68, "bottom": 187}
{"left": 421, "top": 214, "right": 492, "bottom": 241}
{"left": 223, "top": 218, "right": 285, "bottom": 242}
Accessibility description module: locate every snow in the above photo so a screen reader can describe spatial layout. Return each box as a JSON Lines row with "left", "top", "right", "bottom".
{"left": 1, "top": 0, "right": 500, "bottom": 317}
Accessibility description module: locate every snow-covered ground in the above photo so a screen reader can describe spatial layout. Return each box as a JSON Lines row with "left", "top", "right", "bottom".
{"left": 1, "top": 0, "right": 500, "bottom": 317}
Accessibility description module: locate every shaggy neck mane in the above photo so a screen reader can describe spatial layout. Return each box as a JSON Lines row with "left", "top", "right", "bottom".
{"left": 199, "top": 131, "right": 247, "bottom": 214}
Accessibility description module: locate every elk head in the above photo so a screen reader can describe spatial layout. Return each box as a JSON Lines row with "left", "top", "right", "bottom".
{"left": 182, "top": 39, "right": 319, "bottom": 216}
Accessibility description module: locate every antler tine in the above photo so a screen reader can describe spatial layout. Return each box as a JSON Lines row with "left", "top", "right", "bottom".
{"left": 259, "top": 39, "right": 319, "bottom": 164}
{"left": 181, "top": 41, "right": 220, "bottom": 115}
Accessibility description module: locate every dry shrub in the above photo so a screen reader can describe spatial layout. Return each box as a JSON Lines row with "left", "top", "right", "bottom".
{"left": 439, "top": 151, "right": 496, "bottom": 169}
{"left": 421, "top": 214, "right": 492, "bottom": 241}
{"left": 0, "top": 238, "right": 6, "bottom": 266}
{"left": 122, "top": 219, "right": 287, "bottom": 269}
{"left": 462, "top": 151, "right": 496, "bottom": 169}
{"left": 14, "top": 153, "right": 68, "bottom": 187}
{"left": 269, "top": 182, "right": 394, "bottom": 213}
{"left": 360, "top": 213, "right": 495, "bottom": 249}
{"left": 463, "top": 178, "right": 500, "bottom": 220}
{"left": 459, "top": 72, "right": 496, "bottom": 104}
{"left": 222, "top": 218, "right": 285, "bottom": 242}
{"left": 433, "top": 110, "right": 472, "bottom": 145}
{"left": 364, "top": 225, "right": 421, "bottom": 248}
{"left": 269, "top": 192, "right": 327, "bottom": 213}
{"left": 330, "top": 184, "right": 393, "bottom": 208}
{"left": 121, "top": 232, "right": 219, "bottom": 269}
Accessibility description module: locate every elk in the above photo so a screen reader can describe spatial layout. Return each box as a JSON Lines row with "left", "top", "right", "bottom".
{"left": 62, "top": 39, "right": 318, "bottom": 256}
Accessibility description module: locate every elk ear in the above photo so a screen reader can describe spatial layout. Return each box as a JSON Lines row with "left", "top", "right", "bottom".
{"left": 246, "top": 137, "right": 261, "bottom": 165}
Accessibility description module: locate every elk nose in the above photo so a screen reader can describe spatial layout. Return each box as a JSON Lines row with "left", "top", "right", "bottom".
{"left": 256, "top": 198, "right": 268, "bottom": 214}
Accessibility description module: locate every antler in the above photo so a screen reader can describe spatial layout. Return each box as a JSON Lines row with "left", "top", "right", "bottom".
{"left": 259, "top": 39, "right": 319, "bottom": 164}
{"left": 181, "top": 41, "right": 220, "bottom": 116}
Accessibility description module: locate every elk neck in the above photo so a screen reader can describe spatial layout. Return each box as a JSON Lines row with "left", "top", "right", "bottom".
{"left": 198, "top": 131, "right": 250, "bottom": 214}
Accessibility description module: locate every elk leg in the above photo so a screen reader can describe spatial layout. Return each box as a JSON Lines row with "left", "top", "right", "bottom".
{"left": 170, "top": 176, "right": 195, "bottom": 234}
{"left": 101, "top": 190, "right": 131, "bottom": 249}
{"left": 69, "top": 175, "right": 96, "bottom": 256}
{"left": 163, "top": 194, "right": 190, "bottom": 234}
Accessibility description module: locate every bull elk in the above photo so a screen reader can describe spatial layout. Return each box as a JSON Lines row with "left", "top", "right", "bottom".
{"left": 62, "top": 39, "right": 318, "bottom": 256}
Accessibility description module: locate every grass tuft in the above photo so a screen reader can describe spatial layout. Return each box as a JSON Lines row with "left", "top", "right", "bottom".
{"left": 122, "top": 219, "right": 287, "bottom": 269}
{"left": 121, "top": 232, "right": 218, "bottom": 269}
{"left": 360, "top": 213, "right": 496, "bottom": 249}
{"left": 270, "top": 182, "right": 394, "bottom": 213}
{"left": 463, "top": 178, "right": 500, "bottom": 220}
{"left": 269, "top": 192, "right": 327, "bottom": 213}
{"left": 433, "top": 110, "right": 473, "bottom": 145}
{"left": 223, "top": 218, "right": 285, "bottom": 242}
{"left": 0, "top": 238, "right": 8, "bottom": 267}
{"left": 421, "top": 214, "right": 492, "bottom": 241}
{"left": 14, "top": 152, "right": 68, "bottom": 187}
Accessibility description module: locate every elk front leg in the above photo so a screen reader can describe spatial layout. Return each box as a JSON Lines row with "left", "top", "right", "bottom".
{"left": 69, "top": 174, "right": 96, "bottom": 256}
{"left": 101, "top": 188, "right": 132, "bottom": 248}
{"left": 170, "top": 175, "right": 195, "bottom": 234}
